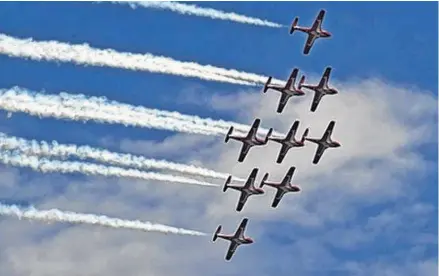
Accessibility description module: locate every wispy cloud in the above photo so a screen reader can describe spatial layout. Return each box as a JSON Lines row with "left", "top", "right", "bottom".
{"left": 0, "top": 150, "right": 218, "bottom": 187}
{"left": 0, "top": 203, "right": 206, "bottom": 236}
{"left": 0, "top": 33, "right": 283, "bottom": 85}
{"left": 115, "top": 1, "right": 285, "bottom": 28}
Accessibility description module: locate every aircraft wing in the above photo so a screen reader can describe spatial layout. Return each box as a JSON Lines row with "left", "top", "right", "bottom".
{"left": 285, "top": 68, "right": 299, "bottom": 90}
{"left": 236, "top": 169, "right": 258, "bottom": 211}
{"left": 276, "top": 144, "right": 291, "bottom": 164}
{"left": 310, "top": 90, "right": 324, "bottom": 112}
{"left": 246, "top": 118, "right": 261, "bottom": 140}
{"left": 312, "top": 143, "right": 327, "bottom": 164}
{"left": 238, "top": 143, "right": 253, "bottom": 162}
{"left": 282, "top": 166, "right": 296, "bottom": 185}
{"left": 285, "top": 120, "right": 299, "bottom": 141}
{"left": 225, "top": 241, "right": 239, "bottom": 261}
{"left": 318, "top": 67, "right": 332, "bottom": 88}
{"left": 235, "top": 218, "right": 249, "bottom": 238}
{"left": 303, "top": 33, "right": 318, "bottom": 55}
{"left": 311, "top": 9, "right": 325, "bottom": 31}
{"left": 272, "top": 190, "right": 287, "bottom": 208}
{"left": 242, "top": 168, "right": 258, "bottom": 188}
{"left": 236, "top": 191, "right": 251, "bottom": 211}
{"left": 322, "top": 121, "right": 336, "bottom": 141}
{"left": 277, "top": 93, "right": 292, "bottom": 113}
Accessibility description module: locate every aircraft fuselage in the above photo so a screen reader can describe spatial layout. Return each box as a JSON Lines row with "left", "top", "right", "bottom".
{"left": 268, "top": 85, "right": 304, "bottom": 96}
{"left": 306, "top": 28, "right": 330, "bottom": 38}
{"left": 310, "top": 137, "right": 339, "bottom": 148}
{"left": 269, "top": 136, "right": 304, "bottom": 147}
{"left": 283, "top": 139, "right": 304, "bottom": 147}
{"left": 246, "top": 137, "right": 267, "bottom": 146}
{"left": 302, "top": 85, "right": 336, "bottom": 96}
{"left": 233, "top": 237, "right": 253, "bottom": 245}
{"left": 228, "top": 184, "right": 264, "bottom": 195}
{"left": 229, "top": 136, "right": 266, "bottom": 146}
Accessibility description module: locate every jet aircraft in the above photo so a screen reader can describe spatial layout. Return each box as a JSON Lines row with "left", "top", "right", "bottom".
{"left": 305, "top": 120, "right": 341, "bottom": 164}
{"left": 268, "top": 120, "right": 309, "bottom": 163}
{"left": 289, "top": 9, "right": 331, "bottom": 55}
{"left": 223, "top": 168, "right": 265, "bottom": 212}
{"left": 263, "top": 68, "right": 306, "bottom": 113}
{"left": 299, "top": 67, "right": 338, "bottom": 112}
{"left": 225, "top": 118, "right": 273, "bottom": 162}
{"left": 260, "top": 166, "right": 301, "bottom": 208}
{"left": 213, "top": 218, "right": 253, "bottom": 261}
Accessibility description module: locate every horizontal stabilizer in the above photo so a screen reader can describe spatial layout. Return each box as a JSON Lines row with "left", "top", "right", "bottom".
{"left": 225, "top": 127, "right": 234, "bottom": 143}
{"left": 298, "top": 75, "right": 306, "bottom": 90}
{"left": 223, "top": 176, "right": 232, "bottom": 192}
{"left": 263, "top": 77, "right": 272, "bottom": 93}
{"left": 213, "top": 225, "right": 222, "bottom": 242}
{"left": 301, "top": 128, "right": 309, "bottom": 142}
{"left": 260, "top": 173, "right": 269, "bottom": 188}
{"left": 265, "top": 128, "right": 274, "bottom": 143}
{"left": 290, "top": 17, "right": 299, "bottom": 34}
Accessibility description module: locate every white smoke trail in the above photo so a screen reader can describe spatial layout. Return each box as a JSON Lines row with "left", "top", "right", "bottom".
{"left": 0, "top": 132, "right": 245, "bottom": 182}
{"left": 0, "top": 87, "right": 280, "bottom": 137}
{"left": 0, "top": 33, "right": 284, "bottom": 86}
{"left": 0, "top": 87, "right": 229, "bottom": 136}
{"left": 116, "top": 1, "right": 284, "bottom": 28}
{"left": 0, "top": 203, "right": 206, "bottom": 236}
{"left": 0, "top": 151, "right": 218, "bottom": 187}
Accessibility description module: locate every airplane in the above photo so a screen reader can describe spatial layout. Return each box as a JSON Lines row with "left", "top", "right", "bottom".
{"left": 305, "top": 120, "right": 341, "bottom": 164}
{"left": 223, "top": 168, "right": 265, "bottom": 212}
{"left": 289, "top": 9, "right": 332, "bottom": 55}
{"left": 262, "top": 68, "right": 306, "bottom": 113}
{"left": 268, "top": 120, "right": 309, "bottom": 163}
{"left": 260, "top": 166, "right": 301, "bottom": 208}
{"left": 299, "top": 67, "right": 338, "bottom": 112}
{"left": 213, "top": 218, "right": 253, "bottom": 261}
{"left": 225, "top": 118, "right": 273, "bottom": 162}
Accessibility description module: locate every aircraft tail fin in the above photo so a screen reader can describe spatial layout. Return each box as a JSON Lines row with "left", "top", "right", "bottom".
{"left": 225, "top": 126, "right": 233, "bottom": 143}
{"left": 290, "top": 17, "right": 299, "bottom": 34}
{"left": 265, "top": 128, "right": 273, "bottom": 143}
{"left": 263, "top": 77, "right": 272, "bottom": 93}
{"left": 260, "top": 173, "right": 269, "bottom": 188}
{"left": 301, "top": 128, "right": 309, "bottom": 143}
{"left": 213, "top": 225, "right": 222, "bottom": 242}
{"left": 298, "top": 75, "right": 306, "bottom": 90}
{"left": 223, "top": 175, "right": 232, "bottom": 192}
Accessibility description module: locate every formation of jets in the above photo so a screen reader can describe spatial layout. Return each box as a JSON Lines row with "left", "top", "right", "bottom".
{"left": 214, "top": 9, "right": 341, "bottom": 261}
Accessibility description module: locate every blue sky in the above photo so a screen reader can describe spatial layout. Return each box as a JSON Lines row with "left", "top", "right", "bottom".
{"left": 0, "top": 1, "right": 437, "bottom": 275}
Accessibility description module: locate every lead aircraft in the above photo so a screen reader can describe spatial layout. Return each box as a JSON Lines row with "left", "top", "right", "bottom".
{"left": 268, "top": 120, "right": 309, "bottom": 163}
{"left": 305, "top": 121, "right": 341, "bottom": 164}
{"left": 263, "top": 68, "right": 306, "bottom": 113}
{"left": 225, "top": 118, "right": 273, "bottom": 162}
{"left": 213, "top": 218, "right": 253, "bottom": 261}
{"left": 290, "top": 9, "right": 331, "bottom": 55}
{"left": 223, "top": 168, "right": 265, "bottom": 212}
{"left": 299, "top": 67, "right": 338, "bottom": 112}
{"left": 260, "top": 166, "right": 301, "bottom": 208}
